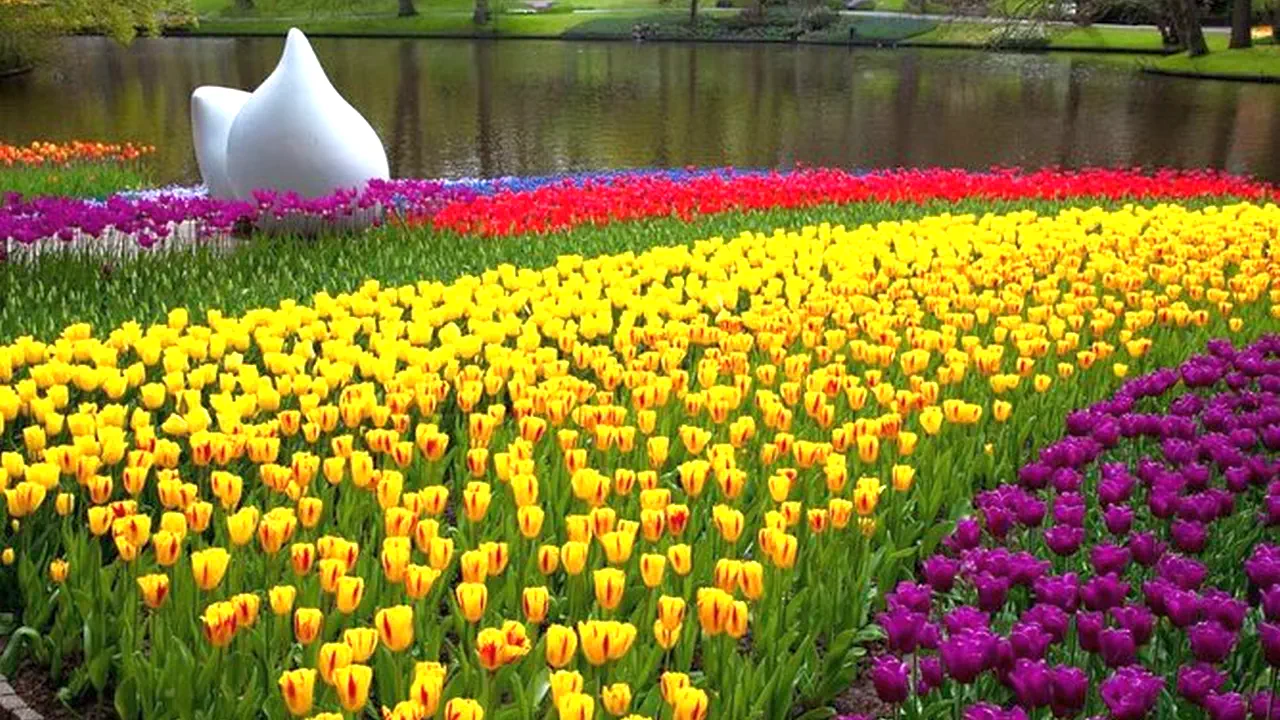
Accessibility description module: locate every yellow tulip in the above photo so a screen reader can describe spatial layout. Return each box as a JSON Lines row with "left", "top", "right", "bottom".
{"left": 278, "top": 668, "right": 316, "bottom": 717}
{"left": 660, "top": 672, "right": 690, "bottom": 705}
{"left": 332, "top": 663, "right": 373, "bottom": 712}
{"left": 739, "top": 561, "right": 764, "bottom": 600}
{"left": 557, "top": 692, "right": 595, "bottom": 720}
{"left": 335, "top": 576, "right": 365, "bottom": 614}
{"left": 375, "top": 605, "right": 414, "bottom": 652}
{"left": 136, "top": 573, "right": 170, "bottom": 609}
{"left": 593, "top": 568, "right": 626, "bottom": 611}
{"left": 653, "top": 620, "right": 681, "bottom": 650}
{"left": 462, "top": 481, "right": 491, "bottom": 521}
{"left": 269, "top": 585, "right": 297, "bottom": 616}
{"left": 191, "top": 547, "right": 230, "bottom": 591}
{"left": 549, "top": 670, "right": 584, "bottom": 703}
{"left": 639, "top": 554, "right": 666, "bottom": 589}
{"left": 293, "top": 607, "right": 323, "bottom": 645}
{"left": 461, "top": 549, "right": 489, "bottom": 583}
{"left": 561, "top": 541, "right": 589, "bottom": 576}
{"left": 672, "top": 687, "right": 709, "bottom": 720}
{"left": 517, "top": 505, "right": 545, "bottom": 538}
{"left": 545, "top": 624, "right": 578, "bottom": 668}
{"left": 476, "top": 627, "right": 507, "bottom": 671}
{"left": 318, "top": 642, "right": 353, "bottom": 685}
{"left": 455, "top": 582, "right": 488, "bottom": 623}
{"left": 404, "top": 564, "right": 441, "bottom": 600}
{"left": 443, "top": 698, "right": 484, "bottom": 720}
{"left": 409, "top": 665, "right": 444, "bottom": 715}
{"left": 538, "top": 544, "right": 560, "bottom": 575}
{"left": 891, "top": 465, "right": 916, "bottom": 492}
{"left": 522, "top": 586, "right": 550, "bottom": 623}
{"left": 666, "top": 544, "right": 692, "bottom": 576}
{"left": 381, "top": 537, "right": 412, "bottom": 583}
{"left": 343, "top": 627, "right": 379, "bottom": 662}
{"left": 601, "top": 683, "right": 632, "bottom": 716}
{"left": 201, "top": 600, "right": 237, "bottom": 647}
{"left": 657, "top": 595, "right": 686, "bottom": 630}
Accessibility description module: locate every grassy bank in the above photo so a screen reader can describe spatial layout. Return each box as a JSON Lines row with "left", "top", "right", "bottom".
{"left": 0, "top": 195, "right": 1249, "bottom": 343}
{"left": 1145, "top": 41, "right": 1280, "bottom": 81}
{"left": 186, "top": 0, "right": 1195, "bottom": 51}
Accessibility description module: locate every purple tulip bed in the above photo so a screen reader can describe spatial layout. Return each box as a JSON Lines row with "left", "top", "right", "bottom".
{"left": 856, "top": 335, "right": 1280, "bottom": 720}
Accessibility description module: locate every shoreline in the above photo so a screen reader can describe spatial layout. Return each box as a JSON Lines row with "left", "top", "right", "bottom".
{"left": 165, "top": 25, "right": 1178, "bottom": 55}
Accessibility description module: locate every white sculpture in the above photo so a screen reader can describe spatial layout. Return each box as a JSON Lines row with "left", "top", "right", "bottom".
{"left": 191, "top": 28, "right": 390, "bottom": 201}
{"left": 191, "top": 87, "right": 250, "bottom": 199}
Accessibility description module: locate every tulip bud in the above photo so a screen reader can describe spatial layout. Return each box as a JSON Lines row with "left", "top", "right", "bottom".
{"left": 332, "top": 664, "right": 373, "bottom": 712}
{"left": 318, "top": 642, "right": 353, "bottom": 685}
{"left": 376, "top": 605, "right": 414, "bottom": 652}
{"left": 594, "top": 568, "right": 626, "bottom": 611}
{"left": 456, "top": 582, "right": 488, "bottom": 623}
{"left": 538, "top": 544, "right": 560, "bottom": 575}
{"left": 522, "top": 586, "right": 550, "bottom": 623}
{"left": 640, "top": 553, "right": 666, "bottom": 589}
{"left": 545, "top": 624, "right": 578, "bottom": 668}
{"left": 335, "top": 576, "right": 365, "bottom": 614}
{"left": 343, "top": 625, "right": 376, "bottom": 661}
{"left": 278, "top": 668, "right": 316, "bottom": 717}
{"left": 666, "top": 544, "right": 692, "bottom": 576}
{"left": 269, "top": 585, "right": 297, "bottom": 616}
{"left": 602, "top": 683, "right": 632, "bottom": 716}
{"left": 137, "top": 573, "right": 170, "bottom": 609}
{"left": 191, "top": 547, "right": 230, "bottom": 591}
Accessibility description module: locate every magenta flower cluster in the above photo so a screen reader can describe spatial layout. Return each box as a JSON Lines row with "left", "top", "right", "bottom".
{"left": 863, "top": 335, "right": 1280, "bottom": 720}
{"left": 0, "top": 179, "right": 476, "bottom": 249}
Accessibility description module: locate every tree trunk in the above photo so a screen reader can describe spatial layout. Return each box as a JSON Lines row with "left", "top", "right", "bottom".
{"left": 1273, "top": 5, "right": 1279, "bottom": 40}
{"left": 1167, "top": 0, "right": 1209, "bottom": 55}
{"left": 474, "top": 0, "right": 489, "bottom": 24}
{"left": 689, "top": 0, "right": 698, "bottom": 24}
{"left": 399, "top": 0, "right": 418, "bottom": 15}
{"left": 1230, "top": 0, "right": 1252, "bottom": 47}
{"left": 234, "top": 0, "right": 254, "bottom": 10}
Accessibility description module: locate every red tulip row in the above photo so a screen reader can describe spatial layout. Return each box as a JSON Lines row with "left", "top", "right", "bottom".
{"left": 425, "top": 167, "right": 1274, "bottom": 237}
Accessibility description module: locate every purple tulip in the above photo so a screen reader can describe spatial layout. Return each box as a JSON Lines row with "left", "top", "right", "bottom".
{"left": 1022, "top": 604, "right": 1070, "bottom": 644}
{"left": 1263, "top": 586, "right": 1280, "bottom": 621}
{"left": 1034, "top": 573, "right": 1080, "bottom": 613}
{"left": 1251, "top": 692, "right": 1280, "bottom": 720}
{"left": 974, "top": 572, "right": 1011, "bottom": 613}
{"left": 1090, "top": 544, "right": 1131, "bottom": 576}
{"left": 1260, "top": 623, "right": 1280, "bottom": 667}
{"left": 1081, "top": 574, "right": 1130, "bottom": 612}
{"left": 1076, "top": 611, "right": 1105, "bottom": 654}
{"left": 940, "top": 629, "right": 997, "bottom": 684}
{"left": 1204, "top": 692, "right": 1248, "bottom": 720}
{"left": 920, "top": 655, "right": 943, "bottom": 689}
{"left": 886, "top": 581, "right": 933, "bottom": 614}
{"left": 1103, "top": 505, "right": 1134, "bottom": 536}
{"left": 1009, "top": 621, "right": 1053, "bottom": 660}
{"left": 947, "top": 518, "right": 983, "bottom": 552}
{"left": 944, "top": 606, "right": 991, "bottom": 635}
{"left": 1049, "top": 665, "right": 1087, "bottom": 718}
{"left": 1008, "top": 659, "right": 1051, "bottom": 709}
{"left": 1052, "top": 469, "right": 1083, "bottom": 493}
{"left": 1187, "top": 621, "right": 1236, "bottom": 664}
{"left": 1200, "top": 590, "right": 1247, "bottom": 631}
{"left": 1099, "top": 627, "right": 1137, "bottom": 668}
{"left": 877, "top": 608, "right": 926, "bottom": 654}
{"left": 1129, "top": 532, "right": 1167, "bottom": 567}
{"left": 1100, "top": 666, "right": 1163, "bottom": 720}
{"left": 870, "top": 656, "right": 910, "bottom": 704}
{"left": 922, "top": 555, "right": 959, "bottom": 593}
{"left": 1110, "top": 605, "right": 1155, "bottom": 646}
{"left": 1164, "top": 588, "right": 1203, "bottom": 628}
{"left": 1171, "top": 520, "right": 1209, "bottom": 554}
{"left": 1157, "top": 554, "right": 1207, "bottom": 590}
{"left": 1176, "top": 663, "right": 1225, "bottom": 706}
{"left": 1044, "top": 526, "right": 1084, "bottom": 557}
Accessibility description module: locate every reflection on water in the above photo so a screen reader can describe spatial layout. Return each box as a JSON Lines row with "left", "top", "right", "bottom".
{"left": 0, "top": 36, "right": 1278, "bottom": 183}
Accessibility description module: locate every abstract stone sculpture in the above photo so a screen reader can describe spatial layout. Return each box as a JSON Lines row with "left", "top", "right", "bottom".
{"left": 190, "top": 87, "right": 250, "bottom": 199}
{"left": 191, "top": 28, "right": 390, "bottom": 200}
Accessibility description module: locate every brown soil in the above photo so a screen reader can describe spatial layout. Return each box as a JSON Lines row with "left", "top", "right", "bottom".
{"left": 7, "top": 660, "right": 116, "bottom": 720}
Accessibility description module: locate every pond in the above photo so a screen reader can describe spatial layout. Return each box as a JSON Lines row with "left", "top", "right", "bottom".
{"left": 1, "top": 35, "right": 1278, "bottom": 183}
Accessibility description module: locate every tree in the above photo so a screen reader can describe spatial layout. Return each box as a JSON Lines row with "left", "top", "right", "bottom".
{"left": 1230, "top": 0, "right": 1252, "bottom": 47}
{"left": 235, "top": 0, "right": 254, "bottom": 11}
{"left": 690, "top": 0, "right": 699, "bottom": 24}
{"left": 399, "top": 0, "right": 418, "bottom": 15}
{"left": 474, "top": 0, "right": 489, "bottom": 24}
{"left": 0, "top": 0, "right": 176, "bottom": 72}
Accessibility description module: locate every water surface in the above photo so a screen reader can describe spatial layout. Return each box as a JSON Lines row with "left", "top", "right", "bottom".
{"left": 1, "top": 36, "right": 1278, "bottom": 182}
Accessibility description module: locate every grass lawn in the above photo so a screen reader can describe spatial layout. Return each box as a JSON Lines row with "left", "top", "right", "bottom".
{"left": 1150, "top": 41, "right": 1280, "bottom": 80}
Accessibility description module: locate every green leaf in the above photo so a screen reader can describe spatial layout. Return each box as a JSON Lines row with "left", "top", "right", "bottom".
{"left": 114, "top": 675, "right": 139, "bottom": 720}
